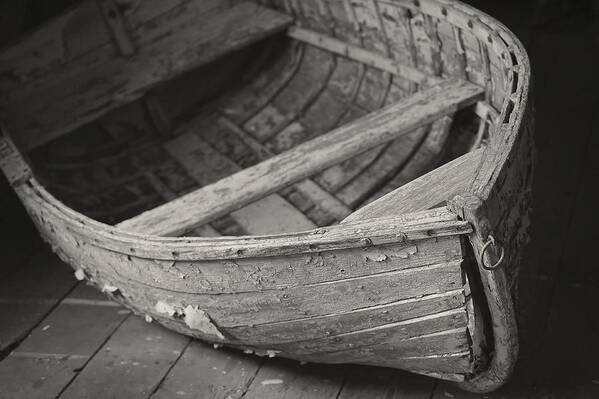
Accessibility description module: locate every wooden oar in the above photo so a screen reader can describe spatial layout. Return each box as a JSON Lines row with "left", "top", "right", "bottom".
{"left": 117, "top": 79, "right": 484, "bottom": 236}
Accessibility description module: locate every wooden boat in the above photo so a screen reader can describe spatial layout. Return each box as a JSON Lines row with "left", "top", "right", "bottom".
{"left": 0, "top": 0, "right": 533, "bottom": 393}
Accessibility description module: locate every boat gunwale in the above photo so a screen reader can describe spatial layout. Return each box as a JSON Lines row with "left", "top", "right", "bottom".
{"left": 16, "top": 176, "right": 472, "bottom": 261}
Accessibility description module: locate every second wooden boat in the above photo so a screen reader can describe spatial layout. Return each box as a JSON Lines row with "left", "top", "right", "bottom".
{"left": 0, "top": 0, "right": 533, "bottom": 392}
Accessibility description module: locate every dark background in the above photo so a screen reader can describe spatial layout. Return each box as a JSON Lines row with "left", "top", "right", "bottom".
{"left": 1, "top": 0, "right": 598, "bottom": 397}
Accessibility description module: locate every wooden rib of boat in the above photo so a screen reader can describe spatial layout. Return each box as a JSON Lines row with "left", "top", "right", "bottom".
{"left": 0, "top": 0, "right": 533, "bottom": 393}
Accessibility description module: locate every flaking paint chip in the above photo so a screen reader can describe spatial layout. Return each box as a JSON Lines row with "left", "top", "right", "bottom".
{"left": 184, "top": 305, "right": 225, "bottom": 340}
{"left": 102, "top": 284, "right": 119, "bottom": 293}
{"left": 74, "top": 269, "right": 85, "bottom": 281}
{"left": 397, "top": 245, "right": 418, "bottom": 259}
{"left": 155, "top": 301, "right": 177, "bottom": 316}
{"left": 266, "top": 350, "right": 280, "bottom": 358}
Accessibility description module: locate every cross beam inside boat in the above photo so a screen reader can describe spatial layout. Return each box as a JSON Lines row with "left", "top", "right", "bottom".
{"left": 0, "top": 1, "right": 294, "bottom": 150}
{"left": 117, "top": 79, "right": 484, "bottom": 236}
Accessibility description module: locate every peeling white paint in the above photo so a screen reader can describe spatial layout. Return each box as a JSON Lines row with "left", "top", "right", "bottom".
{"left": 266, "top": 350, "right": 280, "bottom": 358}
{"left": 364, "top": 250, "right": 388, "bottom": 262}
{"left": 155, "top": 301, "right": 177, "bottom": 316}
{"left": 397, "top": 245, "right": 418, "bottom": 259}
{"left": 102, "top": 284, "right": 119, "bottom": 293}
{"left": 184, "top": 305, "right": 225, "bottom": 340}
{"left": 74, "top": 269, "right": 86, "bottom": 281}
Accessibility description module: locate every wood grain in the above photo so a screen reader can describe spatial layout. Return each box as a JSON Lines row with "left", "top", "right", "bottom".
{"left": 57, "top": 316, "right": 188, "bottom": 399}
{"left": 164, "top": 131, "right": 316, "bottom": 235}
{"left": 0, "top": 285, "right": 128, "bottom": 399}
{"left": 343, "top": 149, "right": 483, "bottom": 223}
{"left": 150, "top": 342, "right": 262, "bottom": 399}
{"left": 118, "top": 79, "right": 483, "bottom": 236}
{"left": 1, "top": 1, "right": 293, "bottom": 150}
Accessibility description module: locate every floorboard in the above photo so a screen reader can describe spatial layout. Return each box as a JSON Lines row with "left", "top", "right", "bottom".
{"left": 150, "top": 343, "right": 262, "bottom": 399}
{"left": 0, "top": 252, "right": 77, "bottom": 355}
{"left": 57, "top": 316, "right": 189, "bottom": 399}
{"left": 337, "top": 366, "right": 435, "bottom": 399}
{"left": 0, "top": 284, "right": 128, "bottom": 399}
{"left": 240, "top": 359, "right": 345, "bottom": 399}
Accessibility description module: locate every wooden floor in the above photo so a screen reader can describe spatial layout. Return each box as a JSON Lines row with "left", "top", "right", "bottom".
{"left": 1, "top": 1, "right": 598, "bottom": 398}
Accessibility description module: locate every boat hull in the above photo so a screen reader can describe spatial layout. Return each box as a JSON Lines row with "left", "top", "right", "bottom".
{"left": 0, "top": 0, "right": 534, "bottom": 392}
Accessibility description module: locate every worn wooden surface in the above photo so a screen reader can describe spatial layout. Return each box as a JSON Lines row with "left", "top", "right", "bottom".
{"left": 343, "top": 148, "right": 483, "bottom": 223}
{"left": 0, "top": 0, "right": 293, "bottom": 150}
{"left": 118, "top": 79, "right": 483, "bottom": 236}
{"left": 1, "top": 0, "right": 596, "bottom": 398}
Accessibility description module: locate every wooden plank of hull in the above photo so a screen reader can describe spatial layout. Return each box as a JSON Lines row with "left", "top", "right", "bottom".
{"left": 118, "top": 80, "right": 484, "bottom": 236}
{"left": 301, "top": 348, "right": 473, "bottom": 375}
{"left": 64, "top": 235, "right": 461, "bottom": 294}
{"left": 1, "top": 1, "right": 294, "bottom": 150}
{"left": 226, "top": 290, "right": 465, "bottom": 344}
{"left": 272, "top": 309, "right": 469, "bottom": 356}
{"left": 374, "top": 352, "right": 473, "bottom": 376}
{"left": 293, "top": 327, "right": 471, "bottom": 367}
{"left": 50, "top": 223, "right": 466, "bottom": 327}
{"left": 81, "top": 260, "right": 464, "bottom": 329}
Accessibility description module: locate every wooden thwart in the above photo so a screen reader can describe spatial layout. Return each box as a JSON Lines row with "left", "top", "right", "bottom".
{"left": 118, "top": 79, "right": 484, "bottom": 236}
{"left": 0, "top": 1, "right": 293, "bottom": 150}
{"left": 288, "top": 26, "right": 430, "bottom": 84}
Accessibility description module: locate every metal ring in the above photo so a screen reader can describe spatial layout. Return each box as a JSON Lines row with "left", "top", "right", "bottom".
{"left": 480, "top": 235, "right": 504, "bottom": 270}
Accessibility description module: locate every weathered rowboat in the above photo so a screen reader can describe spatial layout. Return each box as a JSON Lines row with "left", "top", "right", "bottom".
{"left": 0, "top": 0, "right": 533, "bottom": 393}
